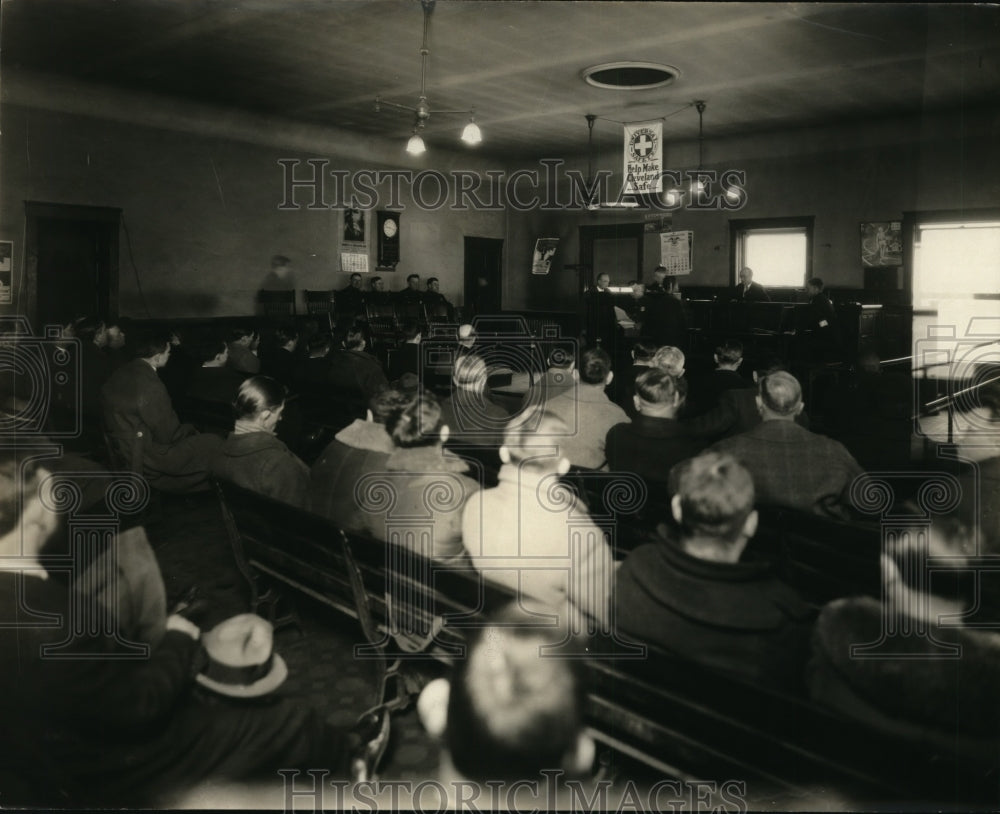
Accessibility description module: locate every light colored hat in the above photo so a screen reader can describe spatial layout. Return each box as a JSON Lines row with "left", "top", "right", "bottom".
{"left": 196, "top": 614, "right": 288, "bottom": 698}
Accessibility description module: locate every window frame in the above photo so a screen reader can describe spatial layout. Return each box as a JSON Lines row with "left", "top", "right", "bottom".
{"left": 729, "top": 216, "right": 814, "bottom": 290}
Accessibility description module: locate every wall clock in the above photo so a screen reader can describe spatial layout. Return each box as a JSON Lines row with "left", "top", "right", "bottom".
{"left": 377, "top": 211, "right": 400, "bottom": 269}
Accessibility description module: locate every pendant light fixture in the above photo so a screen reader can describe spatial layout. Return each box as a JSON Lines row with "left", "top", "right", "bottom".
{"left": 374, "top": 0, "right": 483, "bottom": 154}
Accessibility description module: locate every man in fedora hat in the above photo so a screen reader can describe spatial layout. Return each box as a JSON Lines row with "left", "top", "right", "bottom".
{"left": 0, "top": 451, "right": 356, "bottom": 807}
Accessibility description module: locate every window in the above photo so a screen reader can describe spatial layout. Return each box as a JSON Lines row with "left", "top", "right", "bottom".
{"left": 730, "top": 217, "right": 814, "bottom": 289}
{"left": 909, "top": 213, "right": 1000, "bottom": 381}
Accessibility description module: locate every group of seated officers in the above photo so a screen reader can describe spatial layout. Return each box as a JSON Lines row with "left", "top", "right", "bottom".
{"left": 2, "top": 307, "right": 997, "bottom": 806}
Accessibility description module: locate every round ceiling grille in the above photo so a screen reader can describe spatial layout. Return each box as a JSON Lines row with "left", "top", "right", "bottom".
{"left": 582, "top": 62, "right": 680, "bottom": 91}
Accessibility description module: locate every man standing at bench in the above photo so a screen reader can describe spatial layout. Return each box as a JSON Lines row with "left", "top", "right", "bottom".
{"left": 615, "top": 452, "right": 814, "bottom": 691}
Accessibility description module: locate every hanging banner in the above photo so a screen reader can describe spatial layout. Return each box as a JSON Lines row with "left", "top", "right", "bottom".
{"left": 623, "top": 120, "right": 662, "bottom": 194}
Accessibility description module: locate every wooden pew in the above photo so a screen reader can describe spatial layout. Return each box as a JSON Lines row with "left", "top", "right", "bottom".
{"left": 213, "top": 479, "right": 999, "bottom": 806}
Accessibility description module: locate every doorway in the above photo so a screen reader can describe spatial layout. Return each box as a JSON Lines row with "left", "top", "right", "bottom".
{"left": 464, "top": 237, "right": 503, "bottom": 317}
{"left": 578, "top": 223, "right": 644, "bottom": 294}
{"left": 24, "top": 202, "right": 120, "bottom": 328}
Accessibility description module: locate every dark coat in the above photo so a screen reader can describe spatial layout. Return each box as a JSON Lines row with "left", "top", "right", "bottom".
{"left": 259, "top": 347, "right": 299, "bottom": 389}
{"left": 641, "top": 292, "right": 689, "bottom": 348}
{"left": 184, "top": 366, "right": 246, "bottom": 405}
{"left": 687, "top": 368, "right": 753, "bottom": 416}
{"left": 683, "top": 386, "right": 810, "bottom": 443}
{"left": 327, "top": 349, "right": 388, "bottom": 400}
{"left": 710, "top": 420, "right": 863, "bottom": 519}
{"left": 439, "top": 391, "right": 510, "bottom": 448}
{"left": 101, "top": 359, "right": 222, "bottom": 491}
{"left": 584, "top": 288, "right": 617, "bottom": 348}
{"left": 210, "top": 430, "right": 310, "bottom": 509}
{"left": 388, "top": 343, "right": 421, "bottom": 381}
{"left": 616, "top": 534, "right": 815, "bottom": 691}
{"left": 733, "top": 281, "right": 770, "bottom": 302}
{"left": 310, "top": 438, "right": 392, "bottom": 530}
{"left": 337, "top": 285, "right": 366, "bottom": 317}
{"left": 808, "top": 596, "right": 1000, "bottom": 742}
{"left": 395, "top": 288, "right": 424, "bottom": 306}
{"left": 605, "top": 415, "right": 705, "bottom": 489}
{"left": 226, "top": 343, "right": 261, "bottom": 376}
{"left": 355, "top": 445, "right": 480, "bottom": 562}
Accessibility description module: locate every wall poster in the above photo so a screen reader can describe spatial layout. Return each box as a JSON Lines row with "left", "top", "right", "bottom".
{"left": 532, "top": 238, "right": 559, "bottom": 275}
{"left": 0, "top": 241, "right": 12, "bottom": 304}
{"left": 861, "top": 221, "right": 902, "bottom": 267}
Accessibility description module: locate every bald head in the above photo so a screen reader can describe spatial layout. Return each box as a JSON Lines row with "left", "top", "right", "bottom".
{"left": 757, "top": 371, "right": 803, "bottom": 419}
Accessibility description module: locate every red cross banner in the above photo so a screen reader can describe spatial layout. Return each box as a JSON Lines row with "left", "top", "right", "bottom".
{"left": 623, "top": 120, "right": 662, "bottom": 194}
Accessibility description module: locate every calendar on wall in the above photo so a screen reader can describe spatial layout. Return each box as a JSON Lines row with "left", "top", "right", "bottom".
{"left": 659, "top": 230, "right": 693, "bottom": 276}
{"left": 340, "top": 251, "right": 369, "bottom": 274}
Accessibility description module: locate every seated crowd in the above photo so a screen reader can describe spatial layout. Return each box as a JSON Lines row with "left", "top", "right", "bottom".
{"left": 2, "top": 311, "right": 996, "bottom": 805}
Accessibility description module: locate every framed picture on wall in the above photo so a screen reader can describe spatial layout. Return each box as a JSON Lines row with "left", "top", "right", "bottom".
{"left": 532, "top": 238, "right": 559, "bottom": 275}
{"left": 861, "top": 221, "right": 902, "bottom": 267}
{"left": 0, "top": 241, "right": 12, "bottom": 304}
{"left": 343, "top": 208, "right": 366, "bottom": 244}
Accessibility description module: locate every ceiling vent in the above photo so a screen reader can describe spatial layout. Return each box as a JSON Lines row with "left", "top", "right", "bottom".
{"left": 582, "top": 62, "right": 680, "bottom": 91}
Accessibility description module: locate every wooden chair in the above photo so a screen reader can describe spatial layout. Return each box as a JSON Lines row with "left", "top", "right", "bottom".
{"left": 258, "top": 289, "right": 296, "bottom": 319}
{"left": 304, "top": 289, "right": 336, "bottom": 330}
{"left": 365, "top": 302, "right": 399, "bottom": 350}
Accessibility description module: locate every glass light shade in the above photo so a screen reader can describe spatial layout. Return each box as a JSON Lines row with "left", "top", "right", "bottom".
{"left": 406, "top": 133, "right": 426, "bottom": 155}
{"left": 461, "top": 120, "right": 482, "bottom": 145}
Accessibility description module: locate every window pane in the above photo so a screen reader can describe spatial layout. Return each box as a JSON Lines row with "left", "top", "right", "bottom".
{"left": 744, "top": 231, "right": 807, "bottom": 288}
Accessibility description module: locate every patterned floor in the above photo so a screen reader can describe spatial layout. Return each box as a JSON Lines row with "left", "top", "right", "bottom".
{"left": 146, "top": 491, "right": 441, "bottom": 782}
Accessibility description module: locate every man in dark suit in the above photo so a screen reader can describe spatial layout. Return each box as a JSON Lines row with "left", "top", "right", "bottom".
{"left": 101, "top": 328, "right": 223, "bottom": 492}
{"left": 388, "top": 322, "right": 422, "bottom": 381}
{"left": 327, "top": 328, "right": 388, "bottom": 401}
{"left": 801, "top": 276, "right": 841, "bottom": 362}
{"left": 642, "top": 277, "right": 689, "bottom": 349}
{"left": 584, "top": 273, "right": 618, "bottom": 351}
{"left": 733, "top": 267, "right": 770, "bottom": 302}
{"left": 605, "top": 368, "right": 704, "bottom": 490}
{"left": 395, "top": 274, "right": 424, "bottom": 307}
{"left": 615, "top": 452, "right": 814, "bottom": 692}
{"left": 423, "top": 277, "right": 456, "bottom": 321}
{"left": 337, "top": 273, "right": 366, "bottom": 318}
{"left": 709, "top": 371, "right": 863, "bottom": 519}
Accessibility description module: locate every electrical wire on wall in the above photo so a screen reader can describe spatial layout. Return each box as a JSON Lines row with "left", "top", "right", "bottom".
{"left": 120, "top": 212, "right": 152, "bottom": 320}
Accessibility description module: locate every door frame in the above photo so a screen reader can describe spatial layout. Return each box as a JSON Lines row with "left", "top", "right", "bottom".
{"left": 464, "top": 236, "right": 504, "bottom": 317}
{"left": 24, "top": 201, "right": 121, "bottom": 328}
{"left": 578, "top": 222, "right": 645, "bottom": 296}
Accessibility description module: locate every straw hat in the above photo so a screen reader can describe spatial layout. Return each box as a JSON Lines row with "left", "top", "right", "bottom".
{"left": 195, "top": 614, "right": 288, "bottom": 698}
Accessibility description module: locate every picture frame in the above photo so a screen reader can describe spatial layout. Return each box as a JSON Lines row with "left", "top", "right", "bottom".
{"left": 861, "top": 221, "right": 902, "bottom": 267}
{"left": 343, "top": 208, "right": 366, "bottom": 245}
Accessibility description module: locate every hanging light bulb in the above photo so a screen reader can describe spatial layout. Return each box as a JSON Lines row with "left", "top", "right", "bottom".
{"left": 406, "top": 131, "right": 426, "bottom": 155}
{"left": 461, "top": 114, "right": 482, "bottom": 145}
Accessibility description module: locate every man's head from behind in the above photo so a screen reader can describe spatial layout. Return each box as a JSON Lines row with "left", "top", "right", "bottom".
{"left": 756, "top": 370, "right": 803, "bottom": 420}
{"left": 651, "top": 345, "right": 685, "bottom": 378}
{"left": 500, "top": 408, "right": 570, "bottom": 475}
{"left": 418, "top": 601, "right": 592, "bottom": 783}
{"left": 368, "top": 382, "right": 413, "bottom": 426}
{"left": 634, "top": 368, "right": 684, "bottom": 418}
{"left": 714, "top": 340, "right": 743, "bottom": 370}
{"left": 453, "top": 353, "right": 488, "bottom": 391}
{"left": 671, "top": 452, "right": 758, "bottom": 560}
{"left": 579, "top": 346, "right": 613, "bottom": 387}
{"left": 133, "top": 328, "right": 173, "bottom": 367}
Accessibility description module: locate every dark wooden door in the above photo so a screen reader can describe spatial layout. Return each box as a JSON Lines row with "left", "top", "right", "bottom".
{"left": 464, "top": 237, "right": 503, "bottom": 317}
{"left": 24, "top": 202, "right": 120, "bottom": 328}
